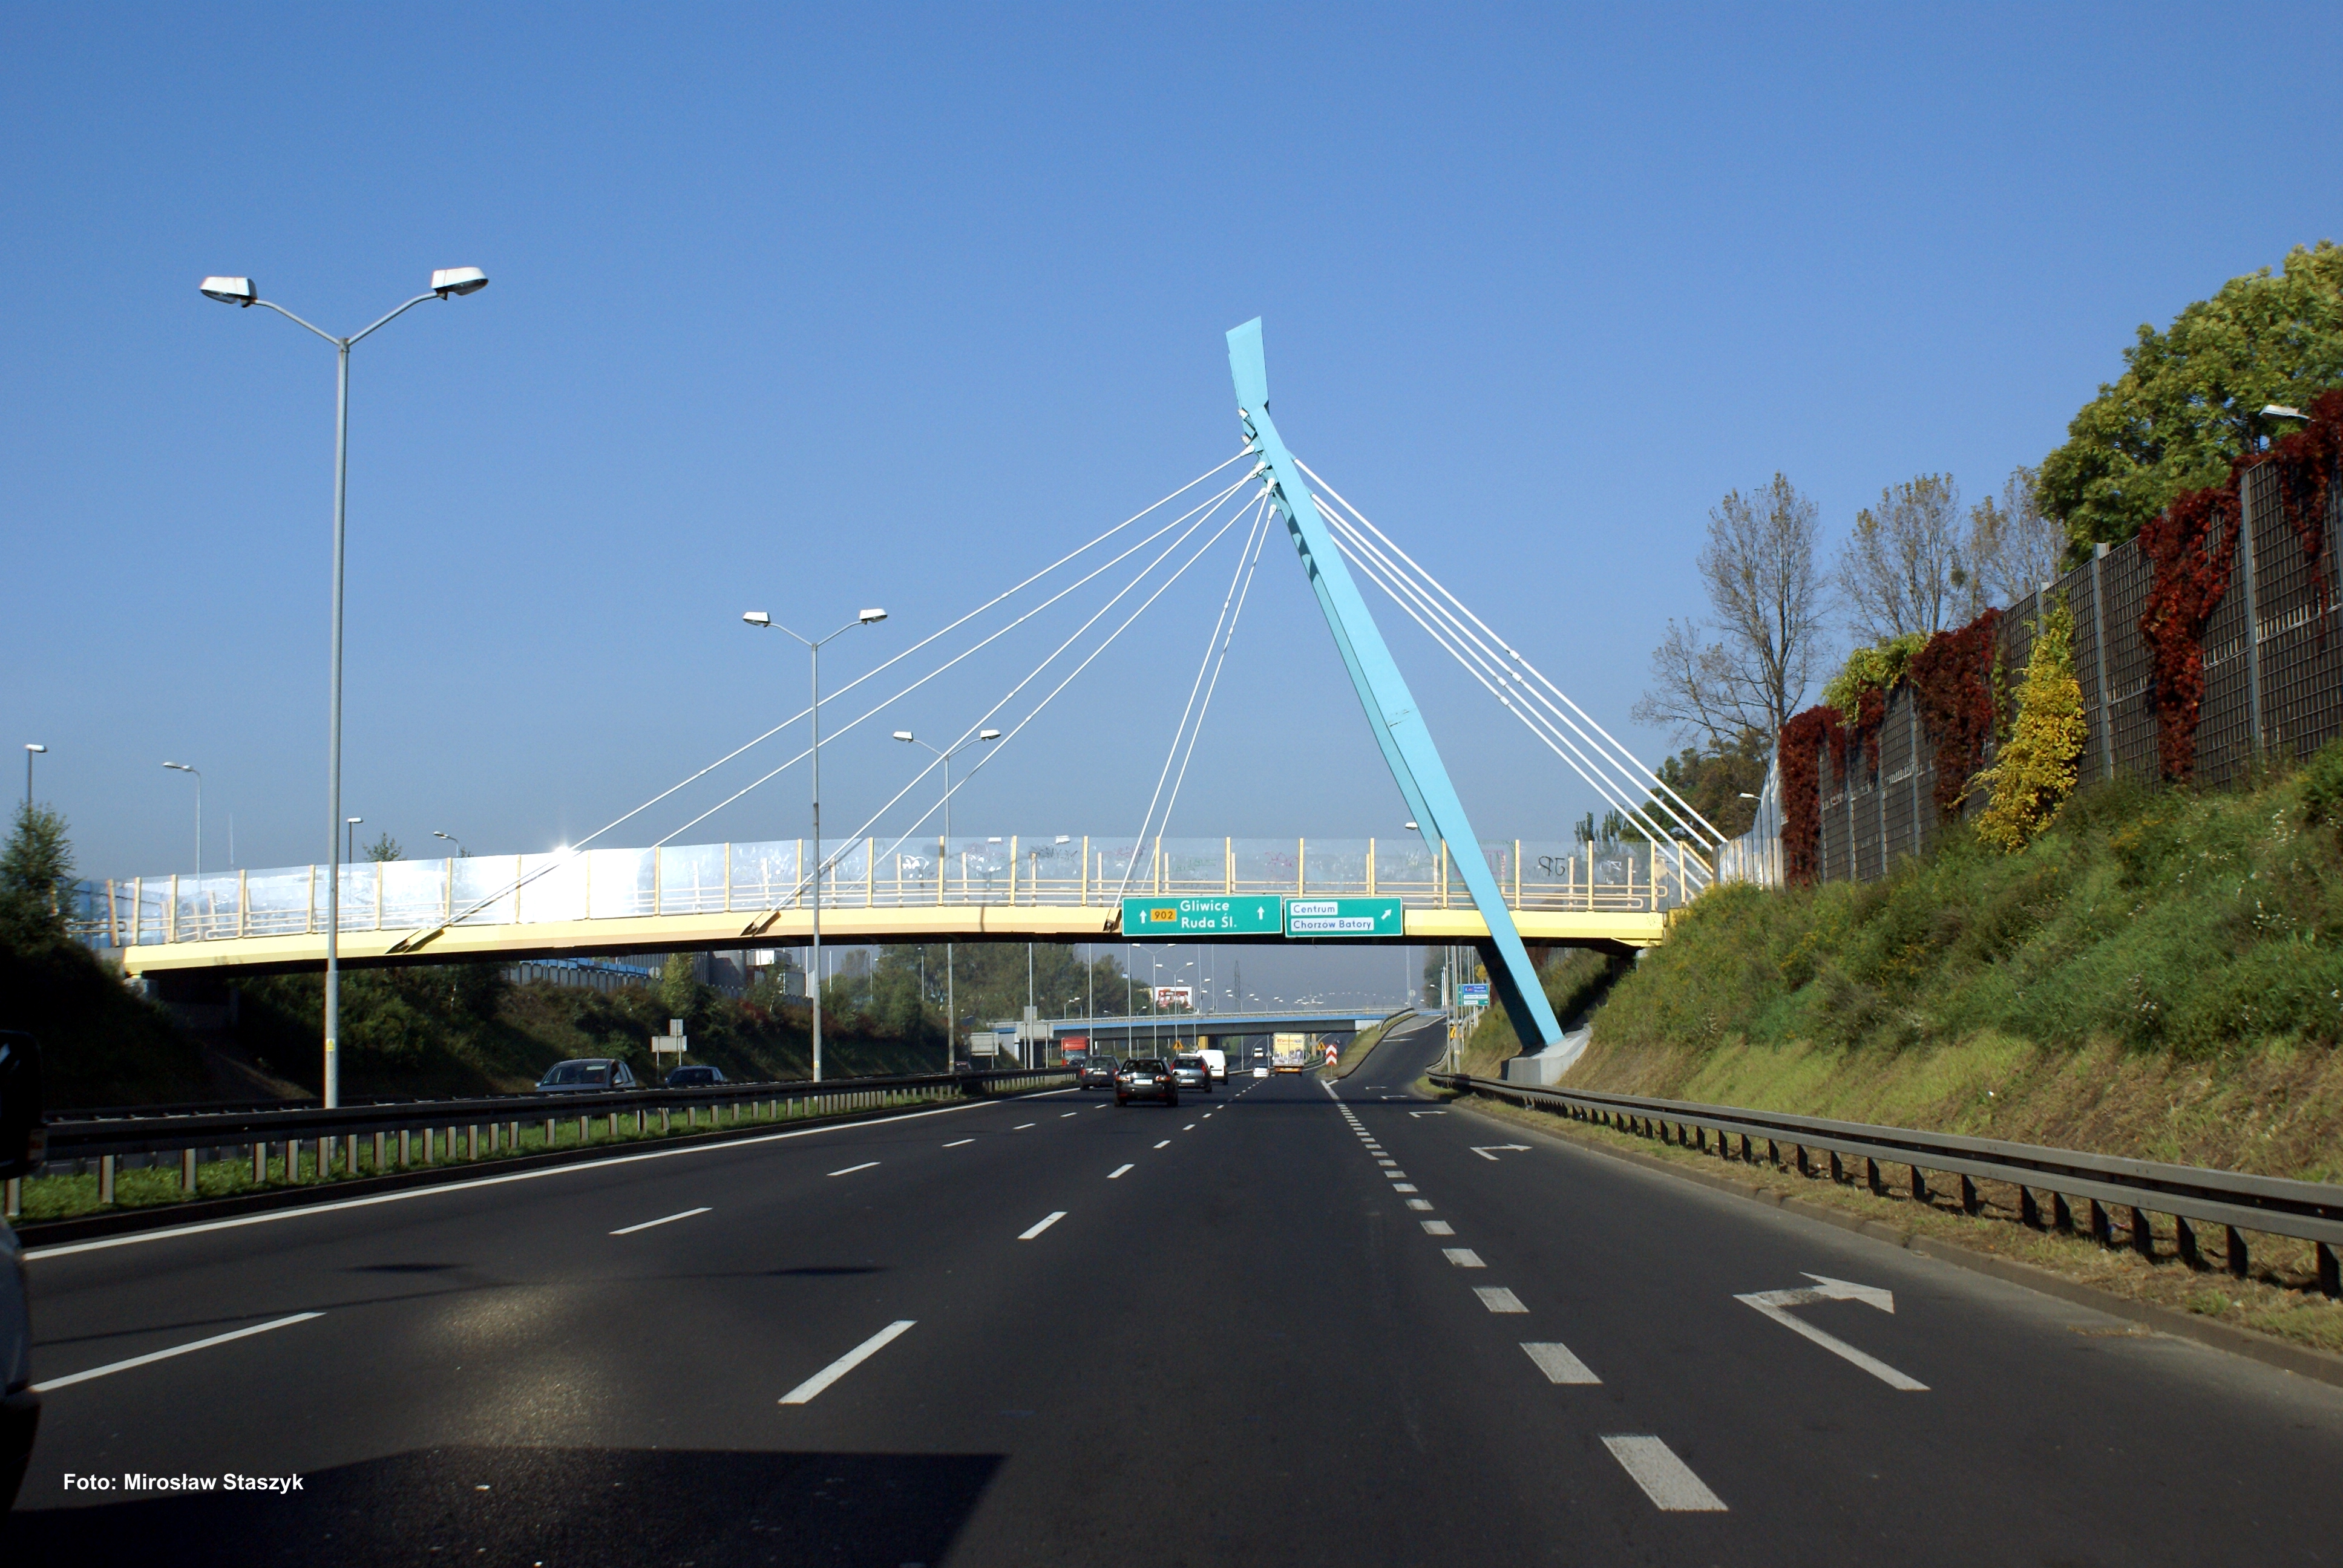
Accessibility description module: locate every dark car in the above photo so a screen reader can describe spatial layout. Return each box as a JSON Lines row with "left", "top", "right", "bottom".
{"left": 664, "top": 1064, "right": 726, "bottom": 1087}
{"left": 1116, "top": 1056, "right": 1178, "bottom": 1107}
{"left": 1077, "top": 1056, "right": 1121, "bottom": 1089}
{"left": 535, "top": 1058, "right": 638, "bottom": 1093}
{"left": 1170, "top": 1053, "right": 1212, "bottom": 1094}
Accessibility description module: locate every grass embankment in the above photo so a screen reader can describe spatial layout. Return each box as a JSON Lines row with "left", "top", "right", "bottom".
{"left": 1465, "top": 743, "right": 2343, "bottom": 1350}
{"left": 1322, "top": 1010, "right": 1412, "bottom": 1078}
{"left": 1450, "top": 950, "right": 1625, "bottom": 1081}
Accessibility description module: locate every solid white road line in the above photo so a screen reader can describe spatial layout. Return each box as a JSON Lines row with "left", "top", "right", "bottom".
{"left": 827, "top": 1162, "right": 880, "bottom": 1177}
{"left": 1154, "top": 1140, "right": 1171, "bottom": 1149}
{"left": 1601, "top": 1436, "right": 1727, "bottom": 1511}
{"left": 1441, "top": 1249, "right": 1486, "bottom": 1269}
{"left": 1108, "top": 1164, "right": 1134, "bottom": 1178}
{"left": 1421, "top": 1220, "right": 1455, "bottom": 1235}
{"left": 1522, "top": 1341, "right": 1602, "bottom": 1385}
{"left": 1019, "top": 1211, "right": 1068, "bottom": 1240}
{"left": 35, "top": 1312, "right": 323, "bottom": 1393}
{"left": 779, "top": 1320, "right": 916, "bottom": 1405}
{"left": 1475, "top": 1287, "right": 1528, "bottom": 1313}
{"left": 944, "top": 1138, "right": 975, "bottom": 1148}
{"left": 610, "top": 1206, "right": 711, "bottom": 1235}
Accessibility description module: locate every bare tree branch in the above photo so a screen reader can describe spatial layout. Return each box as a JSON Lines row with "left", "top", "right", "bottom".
{"left": 1837, "top": 473, "right": 1976, "bottom": 643}
{"left": 1967, "top": 465, "right": 2066, "bottom": 609}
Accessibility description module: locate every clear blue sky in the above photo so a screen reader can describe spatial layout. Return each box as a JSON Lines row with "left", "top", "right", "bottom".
{"left": 8, "top": 4, "right": 2338, "bottom": 884}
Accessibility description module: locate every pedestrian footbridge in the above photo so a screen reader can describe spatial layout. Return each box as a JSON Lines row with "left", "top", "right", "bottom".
{"left": 90, "top": 832, "right": 1697, "bottom": 976}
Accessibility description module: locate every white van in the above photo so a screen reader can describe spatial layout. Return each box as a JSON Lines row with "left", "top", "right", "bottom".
{"left": 1198, "top": 1047, "right": 1227, "bottom": 1083}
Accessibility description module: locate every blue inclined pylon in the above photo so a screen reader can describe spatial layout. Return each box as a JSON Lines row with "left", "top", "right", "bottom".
{"left": 1225, "top": 319, "right": 1562, "bottom": 1050}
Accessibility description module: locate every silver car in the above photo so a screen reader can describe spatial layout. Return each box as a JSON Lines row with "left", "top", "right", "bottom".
{"left": 1170, "top": 1054, "right": 1211, "bottom": 1094}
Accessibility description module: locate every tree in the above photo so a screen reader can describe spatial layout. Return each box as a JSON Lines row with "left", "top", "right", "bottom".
{"left": 2039, "top": 241, "right": 2343, "bottom": 550}
{"left": 365, "top": 832, "right": 403, "bottom": 863}
{"left": 1635, "top": 474, "right": 1826, "bottom": 747}
{"left": 1965, "top": 465, "right": 2066, "bottom": 609}
{"left": 1973, "top": 598, "right": 2087, "bottom": 851}
{"left": 1, "top": 802, "right": 74, "bottom": 945}
{"left": 659, "top": 952, "right": 701, "bottom": 1019}
{"left": 1837, "top": 473, "right": 1976, "bottom": 644}
{"left": 1652, "top": 730, "right": 1769, "bottom": 839}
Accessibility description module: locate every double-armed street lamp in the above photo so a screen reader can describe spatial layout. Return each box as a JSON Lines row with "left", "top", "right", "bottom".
{"left": 162, "top": 762, "right": 202, "bottom": 875}
{"left": 743, "top": 607, "right": 888, "bottom": 1082}
{"left": 200, "top": 266, "right": 490, "bottom": 1109}
{"left": 893, "top": 726, "right": 999, "bottom": 1071}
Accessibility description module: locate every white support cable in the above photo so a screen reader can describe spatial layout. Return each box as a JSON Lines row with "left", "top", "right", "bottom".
{"left": 1298, "top": 458, "right": 1727, "bottom": 849}
{"left": 1118, "top": 489, "right": 1273, "bottom": 881}
{"left": 1153, "top": 494, "right": 1273, "bottom": 846}
{"left": 750, "top": 482, "right": 1261, "bottom": 910}
{"left": 850, "top": 495, "right": 1265, "bottom": 888}
{"left": 1318, "top": 508, "right": 1687, "bottom": 853}
{"left": 656, "top": 471, "right": 1259, "bottom": 846}
{"left": 401, "top": 454, "right": 1252, "bottom": 945}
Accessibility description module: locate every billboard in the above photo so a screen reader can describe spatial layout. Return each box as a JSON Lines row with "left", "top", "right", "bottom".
{"left": 1152, "top": 985, "right": 1194, "bottom": 1011}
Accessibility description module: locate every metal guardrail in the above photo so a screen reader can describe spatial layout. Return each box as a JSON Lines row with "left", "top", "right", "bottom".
{"left": 21, "top": 1067, "right": 1075, "bottom": 1215}
{"left": 1430, "top": 1072, "right": 2343, "bottom": 1296}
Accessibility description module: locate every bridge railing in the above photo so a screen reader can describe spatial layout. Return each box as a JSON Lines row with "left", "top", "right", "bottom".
{"left": 79, "top": 834, "right": 1705, "bottom": 948}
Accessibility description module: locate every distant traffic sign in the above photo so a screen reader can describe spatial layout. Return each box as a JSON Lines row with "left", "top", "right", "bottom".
{"left": 1457, "top": 982, "right": 1491, "bottom": 1006}
{"left": 1285, "top": 897, "right": 1404, "bottom": 937}
{"left": 1121, "top": 896, "right": 1283, "bottom": 935}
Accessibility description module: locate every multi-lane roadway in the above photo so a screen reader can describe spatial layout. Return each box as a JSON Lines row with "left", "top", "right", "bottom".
{"left": 11, "top": 1019, "right": 2343, "bottom": 1564}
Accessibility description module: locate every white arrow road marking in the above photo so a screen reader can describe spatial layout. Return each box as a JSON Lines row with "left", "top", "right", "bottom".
{"left": 1521, "top": 1341, "right": 1601, "bottom": 1385}
{"left": 611, "top": 1206, "right": 711, "bottom": 1235}
{"left": 1734, "top": 1276, "right": 1927, "bottom": 1391}
{"left": 1602, "top": 1436, "right": 1726, "bottom": 1511}
{"left": 1469, "top": 1144, "right": 1533, "bottom": 1160}
{"left": 34, "top": 1312, "right": 324, "bottom": 1393}
{"left": 779, "top": 1320, "right": 916, "bottom": 1405}
{"left": 1018, "top": 1211, "right": 1067, "bottom": 1240}
{"left": 1408, "top": 1111, "right": 1447, "bottom": 1117}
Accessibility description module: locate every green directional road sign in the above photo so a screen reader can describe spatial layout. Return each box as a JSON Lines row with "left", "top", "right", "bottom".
{"left": 1122, "top": 895, "right": 1285, "bottom": 936}
{"left": 1284, "top": 897, "right": 1404, "bottom": 937}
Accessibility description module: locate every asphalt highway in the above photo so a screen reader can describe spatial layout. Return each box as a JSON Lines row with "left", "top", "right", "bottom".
{"left": 11, "top": 1018, "right": 2343, "bottom": 1565}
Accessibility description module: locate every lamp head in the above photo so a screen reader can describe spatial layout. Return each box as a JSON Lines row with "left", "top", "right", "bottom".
{"left": 162, "top": 760, "right": 191, "bottom": 773}
{"left": 979, "top": 728, "right": 1002, "bottom": 741}
{"left": 347, "top": 817, "right": 362, "bottom": 826}
{"left": 741, "top": 611, "right": 771, "bottom": 627}
{"left": 199, "top": 276, "right": 256, "bottom": 306}
{"left": 24, "top": 745, "right": 44, "bottom": 755}
{"left": 2263, "top": 403, "right": 2309, "bottom": 420}
{"left": 893, "top": 731, "right": 916, "bottom": 742}
{"left": 857, "top": 608, "right": 887, "bottom": 624}
{"left": 430, "top": 266, "right": 490, "bottom": 298}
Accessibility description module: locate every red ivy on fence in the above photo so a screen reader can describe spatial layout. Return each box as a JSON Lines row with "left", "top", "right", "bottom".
{"left": 2256, "top": 386, "right": 2343, "bottom": 623}
{"left": 2138, "top": 484, "right": 2241, "bottom": 783}
{"left": 1777, "top": 706, "right": 1836, "bottom": 887}
{"left": 1907, "top": 607, "right": 2003, "bottom": 819}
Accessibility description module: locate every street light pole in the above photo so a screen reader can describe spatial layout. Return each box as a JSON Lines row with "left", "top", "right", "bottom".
{"left": 162, "top": 762, "right": 202, "bottom": 875}
{"left": 894, "top": 727, "right": 998, "bottom": 1071}
{"left": 745, "top": 607, "right": 887, "bottom": 1082}
{"left": 200, "top": 266, "right": 489, "bottom": 1109}
{"left": 22, "top": 745, "right": 45, "bottom": 812}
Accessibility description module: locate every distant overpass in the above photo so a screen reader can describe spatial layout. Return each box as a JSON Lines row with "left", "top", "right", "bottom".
{"left": 87, "top": 832, "right": 1694, "bottom": 976}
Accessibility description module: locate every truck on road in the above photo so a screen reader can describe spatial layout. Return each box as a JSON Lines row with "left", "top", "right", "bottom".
{"left": 1272, "top": 1032, "right": 1309, "bottom": 1073}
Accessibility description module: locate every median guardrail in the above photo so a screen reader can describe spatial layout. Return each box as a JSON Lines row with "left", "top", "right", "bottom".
{"left": 19, "top": 1067, "right": 1075, "bottom": 1218}
{"left": 1429, "top": 1071, "right": 2343, "bottom": 1296}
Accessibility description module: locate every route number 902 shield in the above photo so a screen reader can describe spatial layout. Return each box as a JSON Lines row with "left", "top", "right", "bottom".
{"left": 1120, "top": 897, "right": 1284, "bottom": 935}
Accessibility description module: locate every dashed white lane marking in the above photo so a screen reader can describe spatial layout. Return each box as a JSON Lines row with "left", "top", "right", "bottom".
{"left": 1377, "top": 1159, "right": 1398, "bottom": 1167}
{"left": 1442, "top": 1249, "right": 1486, "bottom": 1269}
{"left": 828, "top": 1162, "right": 880, "bottom": 1177}
{"left": 1421, "top": 1220, "right": 1455, "bottom": 1235}
{"left": 610, "top": 1206, "right": 712, "bottom": 1235}
{"left": 1383, "top": 1171, "right": 1408, "bottom": 1180}
{"left": 1392, "top": 1183, "right": 1418, "bottom": 1192}
{"left": 1522, "top": 1342, "right": 1602, "bottom": 1385}
{"left": 1019, "top": 1211, "right": 1068, "bottom": 1240}
{"left": 1153, "top": 1140, "right": 1172, "bottom": 1149}
{"left": 1014, "top": 1123, "right": 1037, "bottom": 1130}
{"left": 1475, "top": 1287, "right": 1528, "bottom": 1313}
{"left": 944, "top": 1138, "right": 975, "bottom": 1148}
{"left": 779, "top": 1320, "right": 917, "bottom": 1405}
{"left": 1061, "top": 1112, "right": 1080, "bottom": 1119}
{"left": 1109, "top": 1163, "right": 1135, "bottom": 1179}
{"left": 1601, "top": 1436, "right": 1727, "bottom": 1511}
{"left": 1202, "top": 1113, "right": 1212, "bottom": 1119}
{"left": 1406, "top": 1198, "right": 1434, "bottom": 1211}
{"left": 34, "top": 1312, "right": 324, "bottom": 1393}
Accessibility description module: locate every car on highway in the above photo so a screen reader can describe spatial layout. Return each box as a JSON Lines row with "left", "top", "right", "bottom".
{"left": 0, "top": 1031, "right": 45, "bottom": 1512}
{"left": 1115, "top": 1056, "right": 1178, "bottom": 1107}
{"left": 663, "top": 1064, "right": 726, "bottom": 1087}
{"left": 1077, "top": 1056, "right": 1121, "bottom": 1089}
{"left": 1170, "top": 1053, "right": 1211, "bottom": 1094}
{"left": 535, "top": 1058, "right": 639, "bottom": 1093}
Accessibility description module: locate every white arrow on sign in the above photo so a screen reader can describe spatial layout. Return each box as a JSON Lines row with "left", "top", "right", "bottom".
{"left": 1734, "top": 1273, "right": 1925, "bottom": 1390}
{"left": 1469, "top": 1145, "right": 1532, "bottom": 1161}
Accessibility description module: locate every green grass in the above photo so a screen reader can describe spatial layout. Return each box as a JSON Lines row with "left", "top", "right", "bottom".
{"left": 1568, "top": 740, "right": 2343, "bottom": 1182}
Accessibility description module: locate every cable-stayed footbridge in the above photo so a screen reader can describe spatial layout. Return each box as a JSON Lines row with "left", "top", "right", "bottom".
{"left": 89, "top": 322, "right": 1731, "bottom": 1050}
